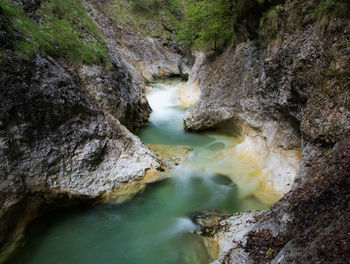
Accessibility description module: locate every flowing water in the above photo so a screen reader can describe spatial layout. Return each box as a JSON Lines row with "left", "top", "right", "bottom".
{"left": 8, "top": 79, "right": 271, "bottom": 264}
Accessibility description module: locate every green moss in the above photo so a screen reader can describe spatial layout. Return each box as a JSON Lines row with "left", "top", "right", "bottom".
{"left": 0, "top": 0, "right": 110, "bottom": 65}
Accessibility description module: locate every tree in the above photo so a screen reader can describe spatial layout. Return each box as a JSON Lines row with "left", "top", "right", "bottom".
{"left": 175, "top": 0, "right": 233, "bottom": 50}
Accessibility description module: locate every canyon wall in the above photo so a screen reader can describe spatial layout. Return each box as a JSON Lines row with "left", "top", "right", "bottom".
{"left": 184, "top": 0, "right": 350, "bottom": 262}
{"left": 0, "top": 0, "right": 187, "bottom": 260}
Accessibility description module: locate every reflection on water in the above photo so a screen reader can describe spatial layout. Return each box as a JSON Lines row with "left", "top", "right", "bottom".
{"left": 8, "top": 79, "right": 271, "bottom": 264}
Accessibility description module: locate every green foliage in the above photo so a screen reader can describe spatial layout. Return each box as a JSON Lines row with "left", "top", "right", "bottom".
{"left": 124, "top": 0, "right": 235, "bottom": 50}
{"left": 175, "top": 0, "right": 234, "bottom": 50}
{"left": 0, "top": 0, "right": 110, "bottom": 65}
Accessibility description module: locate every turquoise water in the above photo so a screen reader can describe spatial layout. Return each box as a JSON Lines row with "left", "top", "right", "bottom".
{"left": 8, "top": 80, "right": 269, "bottom": 264}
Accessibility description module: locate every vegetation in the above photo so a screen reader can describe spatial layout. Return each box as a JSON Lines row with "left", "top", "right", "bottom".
{"left": 2, "top": 0, "right": 349, "bottom": 56}
{"left": 175, "top": 0, "right": 233, "bottom": 50}
{"left": 0, "top": 0, "right": 109, "bottom": 65}
{"left": 258, "top": 4, "right": 284, "bottom": 47}
{"left": 107, "top": 0, "right": 235, "bottom": 50}
{"left": 105, "top": 0, "right": 181, "bottom": 39}
{"left": 259, "top": 0, "right": 350, "bottom": 47}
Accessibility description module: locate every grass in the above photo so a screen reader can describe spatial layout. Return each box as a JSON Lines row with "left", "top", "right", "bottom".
{"left": 105, "top": 0, "right": 175, "bottom": 39}
{"left": 0, "top": 0, "right": 110, "bottom": 65}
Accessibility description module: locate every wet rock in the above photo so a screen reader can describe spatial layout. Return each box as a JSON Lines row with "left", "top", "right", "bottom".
{"left": 190, "top": 209, "right": 231, "bottom": 237}
{"left": 147, "top": 144, "right": 193, "bottom": 167}
{"left": 211, "top": 174, "right": 234, "bottom": 186}
{"left": 208, "top": 142, "right": 226, "bottom": 151}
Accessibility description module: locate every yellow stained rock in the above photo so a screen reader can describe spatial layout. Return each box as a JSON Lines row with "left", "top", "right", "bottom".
{"left": 147, "top": 144, "right": 193, "bottom": 166}
{"left": 177, "top": 82, "right": 200, "bottom": 106}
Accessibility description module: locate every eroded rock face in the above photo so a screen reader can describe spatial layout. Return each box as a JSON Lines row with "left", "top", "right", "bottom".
{"left": 84, "top": 1, "right": 192, "bottom": 85}
{"left": 218, "top": 134, "right": 350, "bottom": 264}
{"left": 184, "top": 40, "right": 303, "bottom": 195}
{"left": 184, "top": 4, "right": 350, "bottom": 263}
{"left": 211, "top": 211, "right": 263, "bottom": 264}
{"left": 77, "top": 64, "right": 150, "bottom": 132}
{"left": 177, "top": 52, "right": 206, "bottom": 106}
{"left": 0, "top": 9, "right": 163, "bottom": 260}
{"left": 191, "top": 209, "right": 231, "bottom": 237}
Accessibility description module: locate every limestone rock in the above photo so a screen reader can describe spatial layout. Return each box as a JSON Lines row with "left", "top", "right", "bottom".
{"left": 185, "top": 4, "right": 350, "bottom": 264}
{"left": 190, "top": 209, "right": 231, "bottom": 237}
{"left": 84, "top": 1, "right": 190, "bottom": 85}
{"left": 0, "top": 10, "right": 163, "bottom": 260}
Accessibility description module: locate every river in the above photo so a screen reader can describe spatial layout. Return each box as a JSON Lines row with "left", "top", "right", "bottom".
{"left": 8, "top": 79, "right": 271, "bottom": 264}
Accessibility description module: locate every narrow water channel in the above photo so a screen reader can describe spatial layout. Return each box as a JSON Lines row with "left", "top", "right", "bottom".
{"left": 8, "top": 79, "right": 271, "bottom": 264}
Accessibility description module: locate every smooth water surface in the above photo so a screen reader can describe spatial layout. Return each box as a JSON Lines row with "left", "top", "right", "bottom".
{"left": 9, "top": 79, "right": 270, "bottom": 264}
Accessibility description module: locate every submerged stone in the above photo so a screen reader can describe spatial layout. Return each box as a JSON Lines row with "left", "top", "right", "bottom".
{"left": 147, "top": 144, "right": 193, "bottom": 166}
{"left": 208, "top": 142, "right": 226, "bottom": 151}
{"left": 212, "top": 174, "right": 235, "bottom": 186}
{"left": 190, "top": 209, "right": 231, "bottom": 237}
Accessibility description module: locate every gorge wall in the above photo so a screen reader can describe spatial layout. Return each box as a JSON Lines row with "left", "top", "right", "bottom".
{"left": 184, "top": 0, "right": 350, "bottom": 263}
{"left": 0, "top": 0, "right": 187, "bottom": 261}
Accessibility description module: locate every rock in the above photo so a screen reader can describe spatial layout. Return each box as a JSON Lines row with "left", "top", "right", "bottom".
{"left": 190, "top": 209, "right": 231, "bottom": 237}
{"left": 179, "top": 50, "right": 196, "bottom": 80}
{"left": 212, "top": 174, "right": 233, "bottom": 186}
{"left": 77, "top": 64, "right": 150, "bottom": 131}
{"left": 208, "top": 142, "right": 226, "bottom": 151}
{"left": 0, "top": 10, "right": 164, "bottom": 261}
{"left": 185, "top": 2, "right": 350, "bottom": 263}
{"left": 183, "top": 39, "right": 304, "bottom": 195}
{"left": 147, "top": 144, "right": 193, "bottom": 166}
{"left": 211, "top": 210, "right": 263, "bottom": 264}
{"left": 84, "top": 1, "right": 186, "bottom": 85}
{"left": 1, "top": 0, "right": 190, "bottom": 261}
{"left": 177, "top": 82, "right": 201, "bottom": 106}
